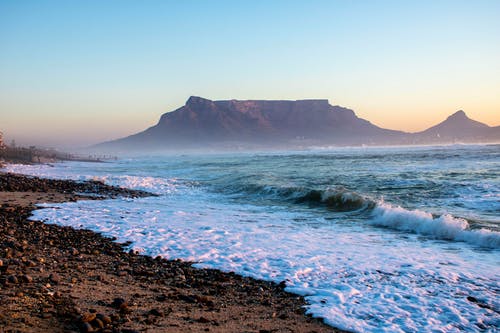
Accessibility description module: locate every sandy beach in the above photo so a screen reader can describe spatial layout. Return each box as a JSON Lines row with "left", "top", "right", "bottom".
{"left": 0, "top": 171, "right": 340, "bottom": 333}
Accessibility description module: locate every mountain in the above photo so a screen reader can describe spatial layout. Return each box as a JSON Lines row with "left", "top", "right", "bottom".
{"left": 96, "top": 96, "right": 406, "bottom": 151}
{"left": 412, "top": 110, "right": 500, "bottom": 144}
{"left": 95, "top": 97, "right": 499, "bottom": 152}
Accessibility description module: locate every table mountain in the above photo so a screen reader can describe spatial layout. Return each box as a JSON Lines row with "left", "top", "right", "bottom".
{"left": 95, "top": 97, "right": 498, "bottom": 151}
{"left": 96, "top": 96, "right": 405, "bottom": 151}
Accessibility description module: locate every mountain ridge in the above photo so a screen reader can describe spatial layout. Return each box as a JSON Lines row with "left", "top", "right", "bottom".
{"left": 95, "top": 96, "right": 499, "bottom": 151}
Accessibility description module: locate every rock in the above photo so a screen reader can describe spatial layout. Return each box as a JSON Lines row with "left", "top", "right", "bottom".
{"left": 21, "top": 274, "right": 33, "bottom": 283}
{"left": 175, "top": 268, "right": 186, "bottom": 280}
{"left": 96, "top": 313, "right": 112, "bottom": 325}
{"left": 79, "top": 322, "right": 94, "bottom": 333}
{"left": 178, "top": 294, "right": 197, "bottom": 303}
{"left": 25, "top": 260, "right": 37, "bottom": 267}
{"left": 196, "top": 295, "right": 215, "bottom": 306}
{"left": 7, "top": 275, "right": 18, "bottom": 284}
{"left": 49, "top": 273, "right": 60, "bottom": 284}
{"left": 197, "top": 316, "right": 211, "bottom": 323}
{"left": 91, "top": 318, "right": 104, "bottom": 329}
{"left": 148, "top": 308, "right": 163, "bottom": 317}
{"left": 81, "top": 312, "right": 97, "bottom": 323}
{"left": 111, "top": 297, "right": 128, "bottom": 309}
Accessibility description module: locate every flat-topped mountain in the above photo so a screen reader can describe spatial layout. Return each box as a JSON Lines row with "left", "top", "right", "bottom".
{"left": 96, "top": 96, "right": 405, "bottom": 151}
{"left": 95, "top": 97, "right": 499, "bottom": 151}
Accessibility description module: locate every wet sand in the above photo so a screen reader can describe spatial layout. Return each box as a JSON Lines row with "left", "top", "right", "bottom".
{"left": 0, "top": 172, "right": 342, "bottom": 332}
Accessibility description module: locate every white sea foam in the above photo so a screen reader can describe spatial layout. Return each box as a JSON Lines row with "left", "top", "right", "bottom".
{"left": 370, "top": 202, "right": 500, "bottom": 248}
{"left": 3, "top": 162, "right": 179, "bottom": 194}
{"left": 32, "top": 196, "right": 500, "bottom": 333}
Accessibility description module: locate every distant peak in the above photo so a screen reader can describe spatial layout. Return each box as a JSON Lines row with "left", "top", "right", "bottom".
{"left": 447, "top": 110, "right": 468, "bottom": 120}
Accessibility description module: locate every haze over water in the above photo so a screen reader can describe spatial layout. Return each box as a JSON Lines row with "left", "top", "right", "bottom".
{"left": 8, "top": 144, "right": 500, "bottom": 332}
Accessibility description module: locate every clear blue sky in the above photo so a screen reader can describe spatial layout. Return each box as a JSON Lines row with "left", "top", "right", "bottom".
{"left": 1, "top": 0, "right": 499, "bottom": 147}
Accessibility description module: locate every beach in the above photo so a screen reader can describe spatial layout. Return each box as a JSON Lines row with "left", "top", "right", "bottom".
{"left": 0, "top": 171, "right": 338, "bottom": 333}
{"left": 2, "top": 146, "right": 498, "bottom": 332}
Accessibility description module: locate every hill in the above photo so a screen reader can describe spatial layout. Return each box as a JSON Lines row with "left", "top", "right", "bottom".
{"left": 412, "top": 110, "right": 500, "bottom": 144}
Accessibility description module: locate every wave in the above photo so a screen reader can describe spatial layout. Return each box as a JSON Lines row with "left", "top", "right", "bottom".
{"left": 370, "top": 202, "right": 500, "bottom": 249}
{"left": 295, "top": 187, "right": 374, "bottom": 211}
{"left": 223, "top": 183, "right": 373, "bottom": 212}
{"left": 223, "top": 182, "right": 500, "bottom": 248}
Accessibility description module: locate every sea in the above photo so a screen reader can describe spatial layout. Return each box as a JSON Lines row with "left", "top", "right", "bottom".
{"left": 6, "top": 144, "right": 500, "bottom": 332}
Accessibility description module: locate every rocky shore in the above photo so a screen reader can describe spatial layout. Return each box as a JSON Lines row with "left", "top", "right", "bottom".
{"left": 0, "top": 172, "right": 340, "bottom": 332}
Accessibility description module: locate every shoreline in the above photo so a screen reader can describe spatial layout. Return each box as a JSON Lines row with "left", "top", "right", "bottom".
{"left": 0, "top": 171, "right": 342, "bottom": 332}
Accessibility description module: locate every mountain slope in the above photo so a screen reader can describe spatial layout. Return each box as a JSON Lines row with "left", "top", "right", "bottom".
{"left": 96, "top": 96, "right": 405, "bottom": 151}
{"left": 413, "top": 110, "right": 500, "bottom": 144}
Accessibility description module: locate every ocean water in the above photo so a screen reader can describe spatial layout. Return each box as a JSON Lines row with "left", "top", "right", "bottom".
{"left": 7, "top": 145, "right": 500, "bottom": 332}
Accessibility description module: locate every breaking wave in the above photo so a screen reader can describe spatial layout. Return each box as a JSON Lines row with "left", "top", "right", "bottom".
{"left": 294, "top": 187, "right": 374, "bottom": 211}
{"left": 224, "top": 183, "right": 500, "bottom": 248}
{"left": 370, "top": 202, "right": 500, "bottom": 249}
{"left": 223, "top": 183, "right": 373, "bottom": 212}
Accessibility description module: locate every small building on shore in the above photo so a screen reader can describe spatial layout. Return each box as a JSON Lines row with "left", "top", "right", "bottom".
{"left": 0, "top": 131, "right": 5, "bottom": 150}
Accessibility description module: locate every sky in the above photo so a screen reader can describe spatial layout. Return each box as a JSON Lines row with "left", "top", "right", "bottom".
{"left": 1, "top": 0, "right": 499, "bottom": 147}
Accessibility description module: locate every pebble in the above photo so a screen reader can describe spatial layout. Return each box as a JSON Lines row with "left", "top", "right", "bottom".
{"left": 81, "top": 312, "right": 96, "bottom": 323}
{"left": 197, "top": 316, "right": 211, "bottom": 323}
{"left": 21, "top": 274, "right": 33, "bottom": 283}
{"left": 111, "top": 297, "right": 128, "bottom": 309}
{"left": 96, "top": 313, "right": 112, "bottom": 325}
{"left": 49, "top": 273, "right": 60, "bottom": 284}
{"left": 79, "top": 322, "right": 94, "bottom": 333}
{"left": 7, "top": 275, "right": 18, "bottom": 284}
{"left": 26, "top": 260, "right": 37, "bottom": 267}
{"left": 148, "top": 308, "right": 163, "bottom": 317}
{"left": 91, "top": 318, "right": 105, "bottom": 329}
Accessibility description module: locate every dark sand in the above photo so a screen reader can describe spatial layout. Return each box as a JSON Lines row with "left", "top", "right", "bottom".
{"left": 0, "top": 172, "right": 342, "bottom": 332}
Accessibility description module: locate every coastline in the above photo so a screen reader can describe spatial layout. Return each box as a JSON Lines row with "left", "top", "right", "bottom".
{"left": 0, "top": 171, "right": 341, "bottom": 332}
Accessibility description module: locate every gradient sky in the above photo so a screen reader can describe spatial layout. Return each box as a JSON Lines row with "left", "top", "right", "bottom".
{"left": 1, "top": 0, "right": 499, "bottom": 147}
